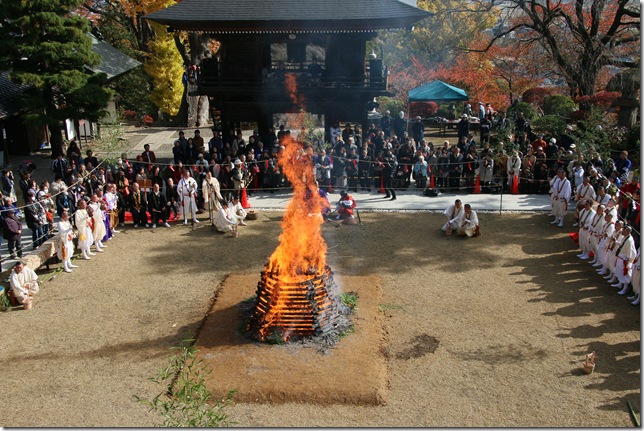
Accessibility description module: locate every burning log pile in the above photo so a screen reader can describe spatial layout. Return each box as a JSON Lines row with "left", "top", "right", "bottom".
{"left": 244, "top": 75, "right": 352, "bottom": 343}
{"left": 247, "top": 265, "right": 348, "bottom": 341}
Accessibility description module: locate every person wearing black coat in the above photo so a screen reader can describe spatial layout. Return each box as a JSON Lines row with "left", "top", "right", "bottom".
{"left": 382, "top": 148, "right": 397, "bottom": 201}
{"left": 56, "top": 187, "right": 76, "bottom": 218}
{"left": 148, "top": 183, "right": 170, "bottom": 228}
{"left": 25, "top": 193, "right": 46, "bottom": 249}
{"left": 3, "top": 211, "right": 22, "bottom": 259}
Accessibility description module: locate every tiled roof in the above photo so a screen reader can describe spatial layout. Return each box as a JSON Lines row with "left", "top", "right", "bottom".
{"left": 144, "top": 0, "right": 431, "bottom": 32}
{"left": 88, "top": 34, "right": 142, "bottom": 81}
{"left": 0, "top": 71, "right": 29, "bottom": 119}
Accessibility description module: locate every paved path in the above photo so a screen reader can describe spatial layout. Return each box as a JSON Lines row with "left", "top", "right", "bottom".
{"left": 247, "top": 190, "right": 552, "bottom": 212}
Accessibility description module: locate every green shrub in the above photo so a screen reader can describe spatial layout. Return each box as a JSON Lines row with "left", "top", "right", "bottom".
{"left": 507, "top": 101, "right": 539, "bottom": 121}
{"left": 542, "top": 94, "right": 577, "bottom": 117}
{"left": 531, "top": 114, "right": 568, "bottom": 137}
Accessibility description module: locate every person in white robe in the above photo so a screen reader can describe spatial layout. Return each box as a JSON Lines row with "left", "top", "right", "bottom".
{"left": 10, "top": 261, "right": 39, "bottom": 304}
{"left": 603, "top": 221, "right": 625, "bottom": 283}
{"left": 551, "top": 169, "right": 571, "bottom": 227}
{"left": 74, "top": 200, "right": 95, "bottom": 260}
{"left": 228, "top": 195, "right": 248, "bottom": 226}
{"left": 177, "top": 170, "right": 199, "bottom": 225}
{"left": 202, "top": 171, "right": 223, "bottom": 223}
{"left": 214, "top": 200, "right": 237, "bottom": 233}
{"left": 576, "top": 200, "right": 595, "bottom": 259}
{"left": 57, "top": 211, "right": 77, "bottom": 273}
{"left": 613, "top": 227, "right": 637, "bottom": 295}
{"left": 595, "top": 213, "right": 616, "bottom": 275}
{"left": 88, "top": 195, "right": 106, "bottom": 252}
{"left": 628, "top": 249, "right": 641, "bottom": 305}
{"left": 442, "top": 199, "right": 464, "bottom": 235}
{"left": 458, "top": 204, "right": 480, "bottom": 237}
{"left": 574, "top": 176, "right": 596, "bottom": 225}
{"left": 587, "top": 205, "right": 606, "bottom": 266}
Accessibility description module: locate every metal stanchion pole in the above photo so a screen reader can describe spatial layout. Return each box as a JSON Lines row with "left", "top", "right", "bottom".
{"left": 499, "top": 179, "right": 504, "bottom": 215}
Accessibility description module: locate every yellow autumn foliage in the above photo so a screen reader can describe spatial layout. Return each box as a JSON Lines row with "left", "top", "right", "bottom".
{"left": 144, "top": 22, "right": 184, "bottom": 116}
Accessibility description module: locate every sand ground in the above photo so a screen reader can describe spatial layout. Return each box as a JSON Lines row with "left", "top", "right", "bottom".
{"left": 0, "top": 211, "right": 639, "bottom": 427}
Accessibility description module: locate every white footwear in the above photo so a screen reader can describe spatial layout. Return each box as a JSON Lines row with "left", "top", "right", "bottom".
{"left": 112, "top": 229, "right": 120, "bottom": 233}
{"left": 193, "top": 219, "right": 200, "bottom": 224}
{"left": 69, "top": 263, "right": 79, "bottom": 268}
{"left": 610, "top": 282, "right": 621, "bottom": 288}
{"left": 133, "top": 224, "right": 138, "bottom": 228}
{"left": 592, "top": 261, "right": 602, "bottom": 267}
{"left": 183, "top": 220, "right": 188, "bottom": 225}
{"left": 597, "top": 267, "right": 607, "bottom": 275}
{"left": 572, "top": 222, "right": 579, "bottom": 227}
{"left": 550, "top": 219, "right": 559, "bottom": 224}
{"left": 88, "top": 251, "right": 96, "bottom": 256}
{"left": 240, "top": 221, "right": 247, "bottom": 226}
{"left": 588, "top": 258, "right": 597, "bottom": 265}
{"left": 631, "top": 296, "right": 640, "bottom": 305}
{"left": 145, "top": 223, "right": 150, "bottom": 228}
{"left": 628, "top": 294, "right": 637, "bottom": 300}
{"left": 557, "top": 221, "right": 564, "bottom": 227}
{"left": 64, "top": 268, "right": 72, "bottom": 273}
{"left": 618, "top": 284, "right": 629, "bottom": 295}
{"left": 152, "top": 223, "right": 156, "bottom": 229}
{"left": 164, "top": 222, "right": 171, "bottom": 228}
{"left": 579, "top": 253, "right": 589, "bottom": 260}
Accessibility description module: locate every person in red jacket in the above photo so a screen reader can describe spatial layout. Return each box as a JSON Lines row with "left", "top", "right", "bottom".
{"left": 334, "top": 190, "right": 356, "bottom": 220}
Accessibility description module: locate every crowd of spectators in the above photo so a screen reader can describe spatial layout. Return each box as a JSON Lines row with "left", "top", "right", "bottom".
{"left": 0, "top": 111, "right": 638, "bottom": 280}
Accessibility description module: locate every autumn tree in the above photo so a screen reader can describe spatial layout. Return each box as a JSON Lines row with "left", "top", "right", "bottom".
{"left": 484, "top": 0, "right": 640, "bottom": 97}
{"left": 0, "top": 0, "right": 113, "bottom": 157}
{"left": 144, "top": 22, "right": 184, "bottom": 117}
{"left": 375, "top": 0, "right": 499, "bottom": 67}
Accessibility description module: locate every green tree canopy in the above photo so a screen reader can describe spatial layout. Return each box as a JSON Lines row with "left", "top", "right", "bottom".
{"left": 0, "top": 0, "right": 113, "bottom": 157}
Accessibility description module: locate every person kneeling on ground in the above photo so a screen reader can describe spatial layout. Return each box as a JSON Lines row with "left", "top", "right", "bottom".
{"left": 10, "top": 261, "right": 39, "bottom": 305}
{"left": 334, "top": 190, "right": 356, "bottom": 220}
{"left": 214, "top": 200, "right": 237, "bottom": 233}
{"left": 458, "top": 204, "right": 481, "bottom": 237}
{"left": 442, "top": 199, "right": 464, "bottom": 236}
{"left": 229, "top": 195, "right": 247, "bottom": 226}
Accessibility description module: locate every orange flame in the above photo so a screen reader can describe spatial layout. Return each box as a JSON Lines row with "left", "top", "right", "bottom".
{"left": 267, "top": 74, "right": 326, "bottom": 278}
{"left": 255, "top": 76, "right": 330, "bottom": 339}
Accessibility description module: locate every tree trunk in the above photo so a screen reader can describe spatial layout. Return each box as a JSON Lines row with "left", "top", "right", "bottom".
{"left": 50, "top": 124, "right": 64, "bottom": 159}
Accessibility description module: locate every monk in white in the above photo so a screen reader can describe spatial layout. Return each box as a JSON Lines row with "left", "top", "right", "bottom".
{"left": 202, "top": 171, "right": 223, "bottom": 223}
{"left": 603, "top": 221, "right": 624, "bottom": 282}
{"left": 214, "top": 200, "right": 237, "bottom": 233}
{"left": 613, "top": 226, "right": 637, "bottom": 295}
{"left": 88, "top": 194, "right": 106, "bottom": 252}
{"left": 228, "top": 195, "right": 248, "bottom": 226}
{"left": 576, "top": 200, "right": 595, "bottom": 260}
{"left": 10, "top": 261, "right": 39, "bottom": 304}
{"left": 442, "top": 199, "right": 464, "bottom": 236}
{"left": 57, "top": 210, "right": 77, "bottom": 273}
{"left": 574, "top": 176, "right": 596, "bottom": 225}
{"left": 550, "top": 168, "right": 571, "bottom": 227}
{"left": 74, "top": 200, "right": 95, "bottom": 260}
{"left": 628, "top": 248, "right": 640, "bottom": 305}
{"left": 587, "top": 205, "right": 606, "bottom": 266}
{"left": 458, "top": 204, "right": 480, "bottom": 237}
{"left": 177, "top": 170, "right": 199, "bottom": 225}
{"left": 595, "top": 213, "right": 616, "bottom": 275}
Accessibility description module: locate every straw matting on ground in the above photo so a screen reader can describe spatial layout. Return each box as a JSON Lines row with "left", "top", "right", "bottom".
{"left": 0, "top": 212, "right": 639, "bottom": 427}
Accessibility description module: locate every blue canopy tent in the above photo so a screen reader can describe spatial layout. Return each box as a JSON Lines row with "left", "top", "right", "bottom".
{"left": 408, "top": 80, "right": 468, "bottom": 102}
{"left": 406, "top": 80, "right": 469, "bottom": 132}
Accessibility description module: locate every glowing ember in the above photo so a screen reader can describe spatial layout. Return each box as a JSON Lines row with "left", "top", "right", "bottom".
{"left": 247, "top": 75, "right": 347, "bottom": 342}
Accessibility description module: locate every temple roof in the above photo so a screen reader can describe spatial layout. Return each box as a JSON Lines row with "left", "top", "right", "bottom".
{"left": 144, "top": 0, "right": 431, "bottom": 33}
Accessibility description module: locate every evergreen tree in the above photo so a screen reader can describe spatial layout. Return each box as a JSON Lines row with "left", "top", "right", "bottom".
{"left": 0, "top": 0, "right": 113, "bottom": 157}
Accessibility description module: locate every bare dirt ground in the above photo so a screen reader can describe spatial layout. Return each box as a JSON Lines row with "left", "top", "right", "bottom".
{"left": 0, "top": 211, "right": 640, "bottom": 427}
